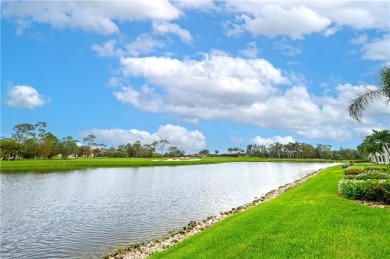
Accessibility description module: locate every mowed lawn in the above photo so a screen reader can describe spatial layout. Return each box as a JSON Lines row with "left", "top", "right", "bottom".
{"left": 0, "top": 157, "right": 273, "bottom": 171}
{"left": 151, "top": 166, "right": 390, "bottom": 258}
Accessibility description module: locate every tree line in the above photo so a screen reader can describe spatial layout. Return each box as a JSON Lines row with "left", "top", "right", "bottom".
{"left": 199, "top": 142, "right": 360, "bottom": 160}
{"left": 0, "top": 122, "right": 184, "bottom": 160}
{"left": 1, "top": 122, "right": 387, "bottom": 162}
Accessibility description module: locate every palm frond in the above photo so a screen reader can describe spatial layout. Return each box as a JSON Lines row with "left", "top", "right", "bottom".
{"left": 348, "top": 87, "right": 386, "bottom": 123}
{"left": 380, "top": 65, "right": 390, "bottom": 100}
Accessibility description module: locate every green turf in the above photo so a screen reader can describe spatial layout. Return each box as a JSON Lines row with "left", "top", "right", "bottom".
{"left": 151, "top": 166, "right": 390, "bottom": 258}
{"left": 0, "top": 157, "right": 334, "bottom": 172}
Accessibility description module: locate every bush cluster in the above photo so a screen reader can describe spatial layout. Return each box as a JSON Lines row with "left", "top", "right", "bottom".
{"left": 344, "top": 168, "right": 364, "bottom": 175}
{"left": 344, "top": 172, "right": 389, "bottom": 180}
{"left": 340, "top": 164, "right": 390, "bottom": 204}
{"left": 363, "top": 166, "right": 389, "bottom": 173}
{"left": 338, "top": 179, "right": 390, "bottom": 204}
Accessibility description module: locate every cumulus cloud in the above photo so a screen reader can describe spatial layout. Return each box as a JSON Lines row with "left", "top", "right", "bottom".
{"left": 81, "top": 124, "right": 206, "bottom": 151}
{"left": 2, "top": 0, "right": 180, "bottom": 35}
{"left": 91, "top": 40, "right": 119, "bottom": 57}
{"left": 92, "top": 35, "right": 165, "bottom": 58}
{"left": 239, "top": 42, "right": 260, "bottom": 58}
{"left": 172, "top": 0, "right": 218, "bottom": 11}
{"left": 115, "top": 50, "right": 288, "bottom": 121}
{"left": 3, "top": 85, "right": 49, "bottom": 109}
{"left": 111, "top": 50, "right": 390, "bottom": 141}
{"left": 224, "top": 1, "right": 389, "bottom": 39}
{"left": 153, "top": 21, "right": 193, "bottom": 43}
{"left": 229, "top": 5, "right": 331, "bottom": 39}
{"left": 250, "top": 136, "right": 296, "bottom": 147}
{"left": 273, "top": 39, "right": 301, "bottom": 56}
{"left": 126, "top": 34, "right": 166, "bottom": 56}
{"left": 361, "top": 35, "right": 390, "bottom": 61}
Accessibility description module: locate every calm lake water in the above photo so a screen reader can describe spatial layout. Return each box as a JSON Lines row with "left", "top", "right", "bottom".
{"left": 1, "top": 162, "right": 336, "bottom": 258}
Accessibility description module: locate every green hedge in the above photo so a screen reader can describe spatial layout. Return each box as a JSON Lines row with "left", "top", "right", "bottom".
{"left": 344, "top": 168, "right": 364, "bottom": 175}
{"left": 363, "top": 166, "right": 389, "bottom": 173}
{"left": 338, "top": 179, "right": 390, "bottom": 204}
{"left": 344, "top": 172, "right": 389, "bottom": 180}
{"left": 344, "top": 166, "right": 389, "bottom": 176}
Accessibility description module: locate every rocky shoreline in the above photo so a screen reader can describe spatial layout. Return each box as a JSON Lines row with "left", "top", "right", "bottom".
{"left": 104, "top": 168, "right": 325, "bottom": 259}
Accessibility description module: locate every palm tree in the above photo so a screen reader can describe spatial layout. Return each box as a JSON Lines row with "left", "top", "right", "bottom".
{"left": 358, "top": 130, "right": 390, "bottom": 163}
{"left": 348, "top": 66, "right": 390, "bottom": 123}
{"left": 371, "top": 129, "right": 390, "bottom": 156}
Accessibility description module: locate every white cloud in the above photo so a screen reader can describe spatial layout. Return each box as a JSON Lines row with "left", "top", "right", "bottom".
{"left": 126, "top": 34, "right": 166, "bottom": 57}
{"left": 239, "top": 41, "right": 260, "bottom": 58}
{"left": 172, "top": 0, "right": 218, "bottom": 11}
{"left": 250, "top": 136, "right": 296, "bottom": 147}
{"left": 350, "top": 34, "right": 368, "bottom": 45}
{"left": 231, "top": 5, "right": 331, "bottom": 39}
{"left": 224, "top": 1, "right": 389, "bottom": 39}
{"left": 156, "top": 124, "right": 206, "bottom": 150}
{"left": 273, "top": 39, "right": 301, "bottom": 56}
{"left": 112, "top": 51, "right": 390, "bottom": 141}
{"left": 4, "top": 85, "right": 49, "bottom": 109}
{"left": 116, "top": 50, "right": 288, "bottom": 120}
{"left": 361, "top": 35, "right": 390, "bottom": 61}
{"left": 2, "top": 0, "right": 181, "bottom": 35}
{"left": 92, "top": 35, "right": 165, "bottom": 58}
{"left": 153, "top": 21, "right": 193, "bottom": 43}
{"left": 81, "top": 124, "right": 206, "bottom": 151}
{"left": 91, "top": 40, "right": 119, "bottom": 57}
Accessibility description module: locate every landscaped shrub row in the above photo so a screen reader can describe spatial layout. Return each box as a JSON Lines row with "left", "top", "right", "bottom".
{"left": 344, "top": 168, "right": 364, "bottom": 175}
{"left": 344, "top": 166, "right": 389, "bottom": 176}
{"left": 338, "top": 179, "right": 390, "bottom": 204}
{"left": 363, "top": 166, "right": 389, "bottom": 173}
{"left": 344, "top": 172, "right": 389, "bottom": 180}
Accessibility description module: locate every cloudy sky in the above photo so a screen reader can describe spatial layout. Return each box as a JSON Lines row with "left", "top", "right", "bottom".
{"left": 2, "top": 0, "right": 389, "bottom": 153}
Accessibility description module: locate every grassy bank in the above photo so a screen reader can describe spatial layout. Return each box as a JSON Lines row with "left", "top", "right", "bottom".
{"left": 151, "top": 166, "right": 390, "bottom": 258}
{"left": 0, "top": 157, "right": 334, "bottom": 172}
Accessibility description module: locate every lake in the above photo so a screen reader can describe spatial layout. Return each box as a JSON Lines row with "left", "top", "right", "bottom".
{"left": 0, "top": 162, "right": 336, "bottom": 258}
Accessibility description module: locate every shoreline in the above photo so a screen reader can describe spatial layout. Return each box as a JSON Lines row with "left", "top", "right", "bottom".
{"left": 105, "top": 167, "right": 328, "bottom": 259}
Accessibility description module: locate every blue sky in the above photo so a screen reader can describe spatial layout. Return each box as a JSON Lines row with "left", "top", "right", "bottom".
{"left": 1, "top": 0, "right": 389, "bottom": 153}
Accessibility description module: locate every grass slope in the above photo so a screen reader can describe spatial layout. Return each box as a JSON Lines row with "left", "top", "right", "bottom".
{"left": 151, "top": 166, "right": 390, "bottom": 258}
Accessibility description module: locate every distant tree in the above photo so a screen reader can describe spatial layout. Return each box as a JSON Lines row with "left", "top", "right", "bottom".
{"left": 37, "top": 132, "right": 58, "bottom": 159}
{"left": 0, "top": 138, "right": 20, "bottom": 160}
{"left": 269, "top": 142, "right": 283, "bottom": 159}
{"left": 55, "top": 136, "right": 78, "bottom": 159}
{"left": 292, "top": 142, "right": 301, "bottom": 159}
{"left": 12, "top": 123, "right": 36, "bottom": 144}
{"left": 158, "top": 140, "right": 169, "bottom": 156}
{"left": 300, "top": 143, "right": 317, "bottom": 159}
{"left": 82, "top": 134, "right": 96, "bottom": 158}
{"left": 199, "top": 149, "right": 210, "bottom": 156}
{"left": 167, "top": 146, "right": 185, "bottom": 157}
{"left": 133, "top": 140, "right": 142, "bottom": 158}
{"left": 214, "top": 149, "right": 219, "bottom": 155}
{"left": 284, "top": 142, "right": 295, "bottom": 159}
{"left": 316, "top": 144, "right": 332, "bottom": 159}
{"left": 348, "top": 66, "right": 390, "bottom": 122}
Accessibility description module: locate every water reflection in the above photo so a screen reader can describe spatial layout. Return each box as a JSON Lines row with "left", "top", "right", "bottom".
{"left": 1, "top": 162, "right": 336, "bottom": 258}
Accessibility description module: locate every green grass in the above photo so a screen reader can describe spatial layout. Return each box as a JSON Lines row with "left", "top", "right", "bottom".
{"left": 0, "top": 157, "right": 334, "bottom": 172}
{"left": 151, "top": 166, "right": 390, "bottom": 258}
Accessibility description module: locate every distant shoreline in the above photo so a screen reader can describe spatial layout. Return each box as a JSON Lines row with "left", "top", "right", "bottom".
{"left": 0, "top": 157, "right": 336, "bottom": 172}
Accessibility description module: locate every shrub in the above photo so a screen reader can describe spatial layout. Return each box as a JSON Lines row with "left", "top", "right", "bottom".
{"left": 338, "top": 179, "right": 390, "bottom": 204}
{"left": 344, "top": 172, "right": 389, "bottom": 180}
{"left": 363, "top": 166, "right": 389, "bottom": 173}
{"left": 344, "top": 168, "right": 364, "bottom": 175}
